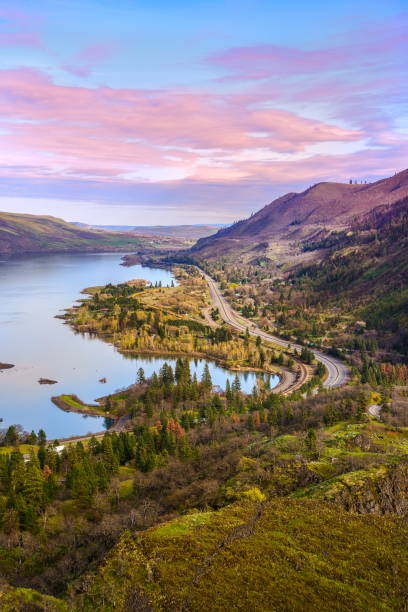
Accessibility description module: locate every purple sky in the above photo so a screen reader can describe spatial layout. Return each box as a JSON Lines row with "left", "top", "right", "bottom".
{"left": 0, "top": 1, "right": 407, "bottom": 224}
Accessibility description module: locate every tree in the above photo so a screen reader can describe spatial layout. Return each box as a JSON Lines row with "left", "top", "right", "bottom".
{"left": 232, "top": 374, "right": 241, "bottom": 393}
{"left": 305, "top": 429, "right": 317, "bottom": 456}
{"left": 27, "top": 430, "right": 38, "bottom": 445}
{"left": 4, "top": 425, "right": 18, "bottom": 446}
{"left": 201, "top": 363, "right": 212, "bottom": 389}
{"left": 136, "top": 367, "right": 145, "bottom": 384}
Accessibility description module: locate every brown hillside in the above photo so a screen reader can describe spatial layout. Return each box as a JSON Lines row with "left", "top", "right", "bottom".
{"left": 192, "top": 168, "right": 408, "bottom": 257}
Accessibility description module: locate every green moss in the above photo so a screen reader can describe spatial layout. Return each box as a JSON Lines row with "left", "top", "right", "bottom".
{"left": 0, "top": 586, "right": 67, "bottom": 611}
{"left": 118, "top": 479, "right": 134, "bottom": 498}
{"left": 75, "top": 499, "right": 408, "bottom": 612}
{"left": 291, "top": 466, "right": 388, "bottom": 500}
{"left": 153, "top": 511, "right": 213, "bottom": 538}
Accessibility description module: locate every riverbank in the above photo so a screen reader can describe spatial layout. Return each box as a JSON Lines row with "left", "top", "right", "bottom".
{"left": 63, "top": 270, "right": 294, "bottom": 389}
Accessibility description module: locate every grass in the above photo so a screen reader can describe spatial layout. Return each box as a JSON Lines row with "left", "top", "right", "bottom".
{"left": 152, "top": 511, "right": 213, "bottom": 538}
{"left": 290, "top": 466, "right": 388, "bottom": 500}
{"left": 118, "top": 479, "right": 134, "bottom": 498}
{"left": 76, "top": 498, "right": 408, "bottom": 611}
{"left": 0, "top": 586, "right": 67, "bottom": 611}
{"left": 0, "top": 444, "right": 38, "bottom": 455}
{"left": 52, "top": 394, "right": 106, "bottom": 416}
{"left": 59, "top": 395, "right": 88, "bottom": 409}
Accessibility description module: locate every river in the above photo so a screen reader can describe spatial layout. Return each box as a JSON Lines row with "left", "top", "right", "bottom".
{"left": 0, "top": 253, "right": 278, "bottom": 438}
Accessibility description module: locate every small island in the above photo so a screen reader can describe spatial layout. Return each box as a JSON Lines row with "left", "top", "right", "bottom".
{"left": 0, "top": 362, "right": 14, "bottom": 370}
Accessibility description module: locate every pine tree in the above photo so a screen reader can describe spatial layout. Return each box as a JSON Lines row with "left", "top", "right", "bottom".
{"left": 4, "top": 425, "right": 19, "bottom": 446}
{"left": 38, "top": 429, "right": 47, "bottom": 446}
{"left": 232, "top": 374, "right": 241, "bottom": 393}
{"left": 137, "top": 367, "right": 146, "bottom": 384}
{"left": 201, "top": 363, "right": 212, "bottom": 389}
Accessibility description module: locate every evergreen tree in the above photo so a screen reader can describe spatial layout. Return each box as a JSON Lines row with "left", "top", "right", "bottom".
{"left": 137, "top": 367, "right": 145, "bottom": 384}
{"left": 4, "top": 425, "right": 18, "bottom": 446}
{"left": 201, "top": 363, "right": 212, "bottom": 389}
{"left": 232, "top": 374, "right": 241, "bottom": 393}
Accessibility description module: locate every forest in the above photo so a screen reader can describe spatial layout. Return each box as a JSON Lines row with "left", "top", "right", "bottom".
{"left": 196, "top": 194, "right": 408, "bottom": 388}
{"left": 65, "top": 267, "right": 313, "bottom": 380}
{"left": 2, "top": 206, "right": 408, "bottom": 609}
{"left": 1, "top": 353, "right": 408, "bottom": 609}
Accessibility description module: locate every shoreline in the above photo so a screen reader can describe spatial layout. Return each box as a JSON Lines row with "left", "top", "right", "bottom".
{"left": 51, "top": 394, "right": 109, "bottom": 418}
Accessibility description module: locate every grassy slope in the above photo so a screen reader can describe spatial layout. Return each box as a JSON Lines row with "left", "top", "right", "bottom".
{"left": 76, "top": 498, "right": 408, "bottom": 612}
{"left": 0, "top": 586, "right": 67, "bottom": 612}
{"left": 73, "top": 411, "right": 408, "bottom": 611}
{"left": 3, "top": 393, "right": 408, "bottom": 609}
{"left": 0, "top": 211, "right": 185, "bottom": 254}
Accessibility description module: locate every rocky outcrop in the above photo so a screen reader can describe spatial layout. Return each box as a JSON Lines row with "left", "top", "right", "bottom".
{"left": 332, "top": 462, "right": 408, "bottom": 515}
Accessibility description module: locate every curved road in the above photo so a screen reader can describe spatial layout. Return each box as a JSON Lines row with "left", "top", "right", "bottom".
{"left": 202, "top": 272, "right": 349, "bottom": 389}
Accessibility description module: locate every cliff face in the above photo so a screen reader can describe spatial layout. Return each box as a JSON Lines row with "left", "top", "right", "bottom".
{"left": 333, "top": 463, "right": 408, "bottom": 515}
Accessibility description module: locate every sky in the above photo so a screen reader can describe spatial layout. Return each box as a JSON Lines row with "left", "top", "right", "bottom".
{"left": 0, "top": 0, "right": 407, "bottom": 225}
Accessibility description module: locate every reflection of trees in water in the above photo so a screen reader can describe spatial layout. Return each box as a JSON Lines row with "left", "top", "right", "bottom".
{"left": 104, "top": 417, "right": 115, "bottom": 430}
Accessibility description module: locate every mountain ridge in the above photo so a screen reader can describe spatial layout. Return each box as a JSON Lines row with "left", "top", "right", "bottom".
{"left": 0, "top": 211, "right": 187, "bottom": 254}
{"left": 192, "top": 169, "right": 408, "bottom": 258}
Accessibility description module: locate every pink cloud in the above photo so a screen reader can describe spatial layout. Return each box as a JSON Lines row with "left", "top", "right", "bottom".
{"left": 61, "top": 65, "right": 92, "bottom": 78}
{"left": 77, "top": 43, "right": 116, "bottom": 64}
{"left": 208, "top": 15, "right": 408, "bottom": 82}
{"left": 0, "top": 64, "right": 403, "bottom": 190}
{"left": 0, "top": 6, "right": 43, "bottom": 49}
{"left": 0, "top": 31, "right": 43, "bottom": 49}
{"left": 63, "top": 43, "right": 116, "bottom": 77}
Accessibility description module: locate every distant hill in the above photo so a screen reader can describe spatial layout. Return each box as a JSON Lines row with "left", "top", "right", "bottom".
{"left": 73, "top": 223, "right": 228, "bottom": 240}
{"left": 0, "top": 212, "right": 187, "bottom": 254}
{"left": 192, "top": 169, "right": 408, "bottom": 259}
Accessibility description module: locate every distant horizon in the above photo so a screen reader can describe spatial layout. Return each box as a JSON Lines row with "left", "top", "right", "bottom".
{"left": 0, "top": 168, "right": 404, "bottom": 225}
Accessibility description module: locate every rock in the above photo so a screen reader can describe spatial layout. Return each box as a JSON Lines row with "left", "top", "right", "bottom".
{"left": 38, "top": 378, "right": 58, "bottom": 385}
{"left": 0, "top": 362, "right": 14, "bottom": 370}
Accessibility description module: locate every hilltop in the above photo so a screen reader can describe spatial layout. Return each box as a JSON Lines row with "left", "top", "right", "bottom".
{"left": 0, "top": 212, "right": 188, "bottom": 254}
{"left": 73, "top": 223, "right": 227, "bottom": 240}
{"left": 191, "top": 169, "right": 408, "bottom": 260}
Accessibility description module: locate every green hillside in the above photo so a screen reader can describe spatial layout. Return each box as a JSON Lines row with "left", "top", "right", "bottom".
{"left": 0, "top": 212, "right": 186, "bottom": 254}
{"left": 73, "top": 497, "right": 408, "bottom": 612}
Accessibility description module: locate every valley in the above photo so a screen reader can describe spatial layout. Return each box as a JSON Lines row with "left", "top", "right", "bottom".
{"left": 1, "top": 169, "right": 408, "bottom": 611}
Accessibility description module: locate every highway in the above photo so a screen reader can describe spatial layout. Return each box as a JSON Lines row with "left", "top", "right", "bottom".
{"left": 202, "top": 271, "right": 349, "bottom": 390}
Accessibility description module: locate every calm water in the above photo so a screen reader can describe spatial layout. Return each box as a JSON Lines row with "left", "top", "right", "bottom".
{"left": 0, "top": 253, "right": 278, "bottom": 438}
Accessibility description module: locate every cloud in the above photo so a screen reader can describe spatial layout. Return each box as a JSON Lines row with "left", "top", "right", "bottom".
{"left": 208, "top": 14, "right": 408, "bottom": 82}
{"left": 0, "top": 7, "right": 43, "bottom": 49}
{"left": 0, "top": 11, "right": 406, "bottom": 221}
{"left": 62, "top": 42, "right": 116, "bottom": 77}
{"left": 0, "top": 67, "right": 366, "bottom": 188}
{"left": 0, "top": 31, "right": 43, "bottom": 49}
